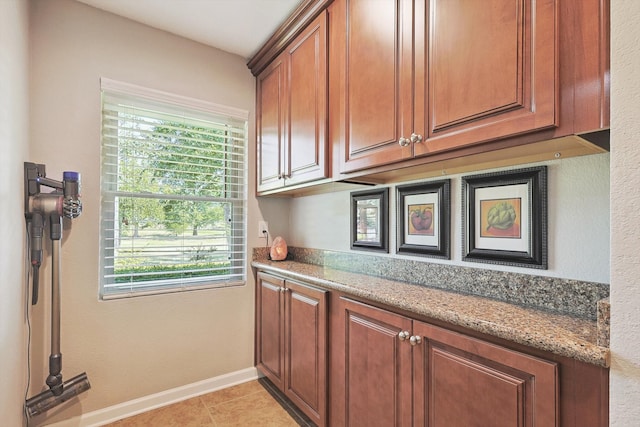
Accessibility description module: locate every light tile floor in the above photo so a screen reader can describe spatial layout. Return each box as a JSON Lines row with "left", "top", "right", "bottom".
{"left": 103, "top": 380, "right": 300, "bottom": 426}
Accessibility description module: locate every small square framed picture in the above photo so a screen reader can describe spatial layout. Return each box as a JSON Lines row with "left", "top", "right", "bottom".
{"left": 351, "top": 187, "right": 389, "bottom": 252}
{"left": 462, "top": 166, "right": 547, "bottom": 269}
{"left": 396, "top": 179, "right": 450, "bottom": 259}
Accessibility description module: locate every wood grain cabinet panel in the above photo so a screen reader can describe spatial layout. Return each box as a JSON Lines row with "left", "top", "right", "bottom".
{"left": 250, "top": 278, "right": 612, "bottom": 427}
{"left": 253, "top": 0, "right": 608, "bottom": 191}
{"left": 335, "top": 297, "right": 559, "bottom": 427}
{"left": 428, "top": 349, "right": 526, "bottom": 426}
{"left": 342, "top": 298, "right": 413, "bottom": 427}
{"left": 256, "top": 58, "right": 286, "bottom": 192}
{"left": 332, "top": 0, "right": 414, "bottom": 173}
{"left": 420, "top": 0, "right": 557, "bottom": 155}
{"left": 256, "top": 273, "right": 328, "bottom": 426}
{"left": 256, "top": 11, "right": 328, "bottom": 194}
{"left": 285, "top": 280, "right": 327, "bottom": 423}
{"left": 412, "top": 321, "right": 558, "bottom": 427}
{"left": 286, "top": 13, "right": 328, "bottom": 186}
{"left": 429, "top": 0, "right": 525, "bottom": 129}
{"left": 332, "top": 0, "right": 560, "bottom": 173}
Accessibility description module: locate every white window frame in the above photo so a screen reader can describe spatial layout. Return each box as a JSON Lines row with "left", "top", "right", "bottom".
{"left": 99, "top": 78, "right": 248, "bottom": 299}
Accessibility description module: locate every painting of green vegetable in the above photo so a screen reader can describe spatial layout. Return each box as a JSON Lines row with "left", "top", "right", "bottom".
{"left": 480, "top": 198, "right": 521, "bottom": 238}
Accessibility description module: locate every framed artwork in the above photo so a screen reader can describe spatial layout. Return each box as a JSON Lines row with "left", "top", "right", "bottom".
{"left": 351, "top": 187, "right": 389, "bottom": 252}
{"left": 462, "top": 166, "right": 547, "bottom": 269}
{"left": 396, "top": 179, "right": 451, "bottom": 259}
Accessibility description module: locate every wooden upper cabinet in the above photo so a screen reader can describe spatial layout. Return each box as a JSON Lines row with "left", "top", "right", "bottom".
{"left": 332, "top": 0, "right": 415, "bottom": 173}
{"left": 257, "top": 57, "right": 286, "bottom": 192}
{"left": 253, "top": 0, "right": 607, "bottom": 189}
{"left": 418, "top": 0, "right": 557, "bottom": 156}
{"left": 256, "top": 11, "right": 328, "bottom": 194}
{"left": 287, "top": 14, "right": 329, "bottom": 187}
{"left": 332, "top": 0, "right": 559, "bottom": 173}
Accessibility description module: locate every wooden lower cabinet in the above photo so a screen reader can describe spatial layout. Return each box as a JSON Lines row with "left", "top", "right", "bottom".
{"left": 255, "top": 273, "right": 608, "bottom": 426}
{"left": 342, "top": 298, "right": 413, "bottom": 426}
{"left": 256, "top": 272, "right": 328, "bottom": 426}
{"left": 338, "top": 298, "right": 556, "bottom": 426}
{"left": 412, "top": 321, "right": 557, "bottom": 427}
{"left": 330, "top": 295, "right": 608, "bottom": 427}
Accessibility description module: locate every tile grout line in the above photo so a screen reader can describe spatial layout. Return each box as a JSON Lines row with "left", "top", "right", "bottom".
{"left": 198, "top": 396, "right": 218, "bottom": 426}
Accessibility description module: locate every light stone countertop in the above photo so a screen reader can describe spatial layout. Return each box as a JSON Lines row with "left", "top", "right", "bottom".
{"left": 252, "top": 259, "right": 610, "bottom": 368}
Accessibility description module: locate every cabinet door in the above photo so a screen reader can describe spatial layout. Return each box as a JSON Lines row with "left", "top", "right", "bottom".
{"left": 256, "top": 56, "right": 286, "bottom": 192}
{"left": 342, "top": 298, "right": 413, "bottom": 427}
{"left": 285, "top": 280, "right": 328, "bottom": 426}
{"left": 417, "top": 0, "right": 557, "bottom": 156}
{"left": 285, "top": 11, "right": 329, "bottom": 186}
{"left": 334, "top": 0, "right": 415, "bottom": 173}
{"left": 256, "top": 273, "right": 285, "bottom": 389}
{"left": 412, "top": 321, "right": 558, "bottom": 427}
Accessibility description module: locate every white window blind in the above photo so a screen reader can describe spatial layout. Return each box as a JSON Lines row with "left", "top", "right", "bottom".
{"left": 99, "top": 79, "right": 248, "bottom": 299}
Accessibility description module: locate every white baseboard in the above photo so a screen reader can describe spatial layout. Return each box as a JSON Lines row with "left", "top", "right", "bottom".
{"left": 45, "top": 367, "right": 260, "bottom": 427}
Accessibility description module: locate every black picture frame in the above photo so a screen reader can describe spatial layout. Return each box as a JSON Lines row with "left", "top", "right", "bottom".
{"left": 350, "top": 187, "right": 389, "bottom": 253}
{"left": 396, "top": 179, "right": 451, "bottom": 259}
{"left": 462, "top": 166, "right": 548, "bottom": 269}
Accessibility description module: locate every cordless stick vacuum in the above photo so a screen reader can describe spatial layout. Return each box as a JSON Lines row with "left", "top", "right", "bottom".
{"left": 24, "top": 162, "right": 91, "bottom": 417}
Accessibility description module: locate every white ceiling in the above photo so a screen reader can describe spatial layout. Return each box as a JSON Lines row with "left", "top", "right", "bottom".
{"left": 75, "top": 0, "right": 303, "bottom": 59}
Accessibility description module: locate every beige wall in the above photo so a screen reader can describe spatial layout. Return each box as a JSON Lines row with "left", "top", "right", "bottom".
{"left": 610, "top": 0, "right": 640, "bottom": 423}
{"left": 289, "top": 154, "right": 611, "bottom": 283}
{"left": 0, "top": 0, "right": 30, "bottom": 424}
{"left": 27, "top": 0, "right": 288, "bottom": 423}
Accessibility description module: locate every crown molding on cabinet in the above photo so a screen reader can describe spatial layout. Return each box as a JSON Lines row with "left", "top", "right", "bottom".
{"left": 247, "top": 0, "right": 333, "bottom": 76}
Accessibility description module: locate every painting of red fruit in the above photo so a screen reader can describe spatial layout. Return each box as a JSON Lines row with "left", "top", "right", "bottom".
{"left": 408, "top": 204, "right": 434, "bottom": 235}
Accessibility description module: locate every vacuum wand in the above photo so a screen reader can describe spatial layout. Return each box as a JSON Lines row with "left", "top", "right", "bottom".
{"left": 47, "top": 214, "right": 63, "bottom": 395}
{"left": 25, "top": 215, "right": 91, "bottom": 416}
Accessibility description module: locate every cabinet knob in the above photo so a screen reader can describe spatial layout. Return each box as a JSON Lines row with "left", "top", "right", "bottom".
{"left": 409, "top": 335, "right": 422, "bottom": 346}
{"left": 410, "top": 133, "right": 423, "bottom": 144}
{"left": 398, "top": 330, "right": 410, "bottom": 341}
{"left": 398, "top": 137, "right": 410, "bottom": 147}
{"left": 279, "top": 286, "right": 288, "bottom": 293}
{"left": 277, "top": 173, "right": 283, "bottom": 180}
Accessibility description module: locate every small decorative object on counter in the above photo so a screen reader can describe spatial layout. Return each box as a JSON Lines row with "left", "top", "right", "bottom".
{"left": 269, "top": 236, "right": 288, "bottom": 261}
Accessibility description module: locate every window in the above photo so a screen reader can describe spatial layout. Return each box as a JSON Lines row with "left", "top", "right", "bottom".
{"left": 99, "top": 78, "right": 247, "bottom": 299}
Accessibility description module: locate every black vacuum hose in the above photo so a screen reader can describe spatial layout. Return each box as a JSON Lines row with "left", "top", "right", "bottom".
{"left": 31, "top": 265, "right": 39, "bottom": 305}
